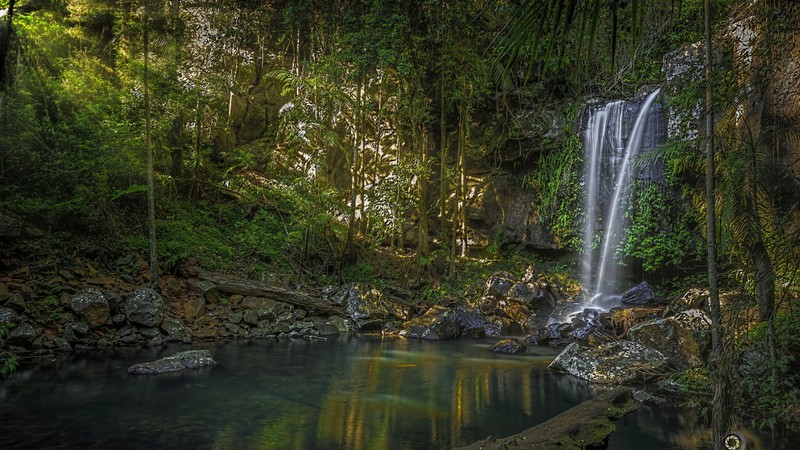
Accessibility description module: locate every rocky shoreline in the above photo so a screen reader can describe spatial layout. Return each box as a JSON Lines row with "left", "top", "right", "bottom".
{"left": 2, "top": 255, "right": 714, "bottom": 385}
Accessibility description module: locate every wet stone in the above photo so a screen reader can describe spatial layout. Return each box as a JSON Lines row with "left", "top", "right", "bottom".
{"left": 128, "top": 350, "right": 217, "bottom": 375}
{"left": 491, "top": 338, "right": 527, "bottom": 354}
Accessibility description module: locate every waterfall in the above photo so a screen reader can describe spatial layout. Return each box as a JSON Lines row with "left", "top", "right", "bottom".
{"left": 580, "top": 88, "right": 664, "bottom": 301}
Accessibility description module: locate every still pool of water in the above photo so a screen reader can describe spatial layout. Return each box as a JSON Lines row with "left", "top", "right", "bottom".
{"left": 0, "top": 336, "right": 796, "bottom": 449}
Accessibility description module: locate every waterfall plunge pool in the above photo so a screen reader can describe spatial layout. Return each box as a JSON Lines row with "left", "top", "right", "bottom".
{"left": 0, "top": 336, "right": 794, "bottom": 449}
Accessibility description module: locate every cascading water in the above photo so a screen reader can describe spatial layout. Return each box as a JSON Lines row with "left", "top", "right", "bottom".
{"left": 580, "top": 88, "right": 664, "bottom": 304}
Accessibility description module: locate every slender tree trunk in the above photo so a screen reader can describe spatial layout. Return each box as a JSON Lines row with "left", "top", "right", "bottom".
{"left": 704, "top": 1, "right": 729, "bottom": 447}
{"left": 344, "top": 81, "right": 362, "bottom": 257}
{"left": 0, "top": 0, "right": 16, "bottom": 89}
{"left": 144, "top": 3, "right": 159, "bottom": 289}
{"left": 458, "top": 105, "right": 468, "bottom": 258}
{"left": 417, "top": 126, "right": 430, "bottom": 261}
{"left": 439, "top": 72, "right": 449, "bottom": 260}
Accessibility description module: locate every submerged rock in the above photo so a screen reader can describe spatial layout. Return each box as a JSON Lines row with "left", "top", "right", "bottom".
{"left": 128, "top": 350, "right": 217, "bottom": 375}
{"left": 549, "top": 340, "right": 668, "bottom": 384}
{"left": 491, "top": 338, "right": 526, "bottom": 354}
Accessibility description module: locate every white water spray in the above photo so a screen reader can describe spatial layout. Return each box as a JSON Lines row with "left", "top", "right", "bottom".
{"left": 580, "top": 89, "right": 662, "bottom": 302}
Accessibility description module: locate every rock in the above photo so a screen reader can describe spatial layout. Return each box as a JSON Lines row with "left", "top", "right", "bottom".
{"left": 86, "top": 277, "right": 116, "bottom": 287}
{"left": 627, "top": 309, "right": 712, "bottom": 369}
{"left": 223, "top": 322, "right": 241, "bottom": 335}
{"left": 187, "top": 279, "right": 220, "bottom": 303}
{"left": 228, "top": 311, "right": 243, "bottom": 324}
{"left": 621, "top": 282, "right": 655, "bottom": 306}
{"left": 6, "top": 293, "right": 26, "bottom": 310}
{"left": 668, "top": 288, "right": 708, "bottom": 313}
{"left": 354, "top": 318, "right": 383, "bottom": 331}
{"left": 507, "top": 282, "right": 545, "bottom": 305}
{"left": 484, "top": 317, "right": 522, "bottom": 336}
{"left": 139, "top": 327, "right": 161, "bottom": 339}
{"left": 242, "top": 309, "right": 259, "bottom": 326}
{"left": 498, "top": 301, "right": 534, "bottom": 330}
{"left": 69, "top": 288, "right": 110, "bottom": 328}
{"left": 549, "top": 341, "right": 669, "bottom": 384}
{"left": 491, "top": 338, "right": 527, "bottom": 354}
{"left": 53, "top": 337, "right": 72, "bottom": 352}
{"left": 7, "top": 323, "right": 38, "bottom": 347}
{"left": 321, "top": 285, "right": 341, "bottom": 303}
{"left": 568, "top": 308, "right": 605, "bottom": 341}
{"left": 161, "top": 277, "right": 183, "bottom": 298}
{"left": 193, "top": 327, "right": 217, "bottom": 341}
{"left": 402, "top": 307, "right": 460, "bottom": 340}
{"left": 324, "top": 316, "right": 352, "bottom": 334}
{"left": 63, "top": 321, "right": 90, "bottom": 342}
{"left": 128, "top": 350, "right": 217, "bottom": 375}
{"left": 452, "top": 307, "right": 491, "bottom": 337}
{"left": 0, "top": 306, "right": 17, "bottom": 325}
{"left": 317, "top": 322, "right": 340, "bottom": 336}
{"left": 161, "top": 317, "right": 191, "bottom": 343}
{"left": 289, "top": 330, "right": 301, "bottom": 339}
{"left": 124, "top": 289, "right": 166, "bottom": 328}
{"left": 342, "top": 283, "right": 393, "bottom": 321}
{"left": 485, "top": 272, "right": 514, "bottom": 298}
{"left": 103, "top": 291, "right": 124, "bottom": 315}
{"left": 241, "top": 296, "right": 289, "bottom": 320}
{"left": 111, "top": 313, "right": 126, "bottom": 326}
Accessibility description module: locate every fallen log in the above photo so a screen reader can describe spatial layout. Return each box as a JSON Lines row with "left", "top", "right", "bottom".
{"left": 452, "top": 387, "right": 638, "bottom": 450}
{"left": 183, "top": 267, "right": 345, "bottom": 316}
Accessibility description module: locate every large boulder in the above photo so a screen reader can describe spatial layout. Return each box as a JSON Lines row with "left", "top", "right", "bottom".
{"left": 507, "top": 282, "right": 550, "bottom": 307}
{"left": 549, "top": 341, "right": 669, "bottom": 384}
{"left": 621, "top": 282, "right": 655, "bottom": 306}
{"left": 341, "top": 283, "right": 405, "bottom": 322}
{"left": 452, "top": 307, "right": 491, "bottom": 337}
{"left": 484, "top": 272, "right": 515, "bottom": 298}
{"left": 128, "top": 350, "right": 217, "bottom": 375}
{"left": 124, "top": 289, "right": 166, "bottom": 328}
{"left": 627, "top": 309, "right": 712, "bottom": 369}
{"left": 69, "top": 288, "right": 110, "bottom": 328}
{"left": 401, "top": 306, "right": 460, "bottom": 340}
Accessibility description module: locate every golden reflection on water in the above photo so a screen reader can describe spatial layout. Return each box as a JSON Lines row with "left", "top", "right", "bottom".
{"left": 305, "top": 338, "right": 550, "bottom": 449}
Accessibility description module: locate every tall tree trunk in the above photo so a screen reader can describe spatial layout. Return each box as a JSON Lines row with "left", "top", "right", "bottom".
{"left": 704, "top": 1, "right": 729, "bottom": 447}
{"left": 439, "top": 72, "right": 449, "bottom": 261}
{"left": 417, "top": 126, "right": 430, "bottom": 261}
{"left": 458, "top": 105, "right": 468, "bottom": 258}
{"left": 144, "top": 3, "right": 159, "bottom": 289}
{"left": 0, "top": 0, "right": 16, "bottom": 89}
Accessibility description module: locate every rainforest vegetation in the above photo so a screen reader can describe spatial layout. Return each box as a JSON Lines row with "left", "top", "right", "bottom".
{"left": 1, "top": 0, "right": 799, "bottom": 448}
